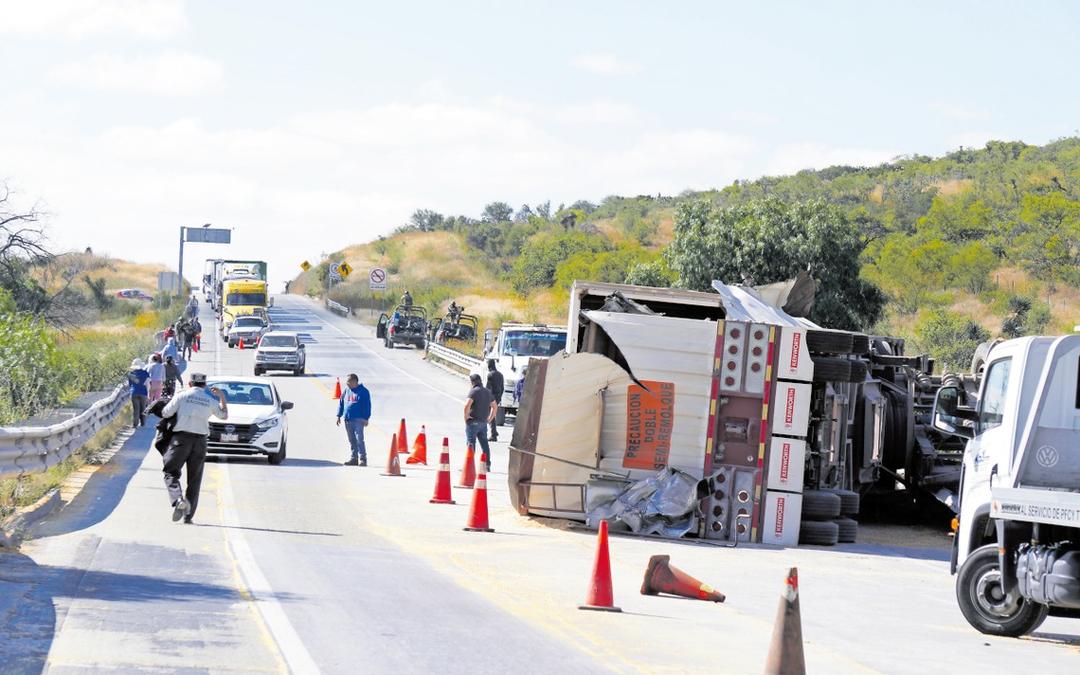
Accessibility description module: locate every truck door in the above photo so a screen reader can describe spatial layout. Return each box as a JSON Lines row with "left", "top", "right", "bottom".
{"left": 376, "top": 314, "right": 389, "bottom": 339}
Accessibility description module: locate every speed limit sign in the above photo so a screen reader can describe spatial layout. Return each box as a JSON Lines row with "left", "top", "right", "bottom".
{"left": 369, "top": 267, "right": 387, "bottom": 291}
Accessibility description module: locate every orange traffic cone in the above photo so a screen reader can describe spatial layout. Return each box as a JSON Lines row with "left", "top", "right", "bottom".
{"left": 640, "top": 555, "right": 725, "bottom": 602}
{"left": 406, "top": 425, "right": 428, "bottom": 465}
{"left": 429, "top": 438, "right": 456, "bottom": 504}
{"left": 238, "top": 337, "right": 245, "bottom": 349}
{"left": 333, "top": 378, "right": 342, "bottom": 399}
{"left": 457, "top": 444, "right": 476, "bottom": 489}
{"left": 579, "top": 520, "right": 621, "bottom": 612}
{"left": 463, "top": 454, "right": 493, "bottom": 533}
{"left": 397, "top": 418, "right": 409, "bottom": 453}
{"left": 381, "top": 433, "right": 404, "bottom": 477}
{"left": 764, "top": 568, "right": 805, "bottom": 675}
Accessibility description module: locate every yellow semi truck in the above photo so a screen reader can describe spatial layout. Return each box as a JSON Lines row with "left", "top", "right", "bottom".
{"left": 219, "top": 275, "right": 269, "bottom": 337}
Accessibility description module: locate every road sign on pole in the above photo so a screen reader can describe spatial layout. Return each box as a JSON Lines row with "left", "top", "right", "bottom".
{"left": 337, "top": 262, "right": 353, "bottom": 278}
{"left": 300, "top": 260, "right": 312, "bottom": 272}
{"left": 369, "top": 267, "right": 387, "bottom": 291}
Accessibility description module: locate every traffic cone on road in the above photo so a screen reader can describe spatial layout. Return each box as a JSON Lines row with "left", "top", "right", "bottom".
{"left": 640, "top": 555, "right": 725, "bottom": 603}
{"left": 238, "top": 337, "right": 245, "bottom": 350}
{"left": 429, "top": 439, "right": 456, "bottom": 504}
{"left": 333, "top": 378, "right": 342, "bottom": 399}
{"left": 381, "top": 433, "right": 405, "bottom": 477}
{"left": 457, "top": 444, "right": 476, "bottom": 489}
{"left": 764, "top": 567, "right": 805, "bottom": 675}
{"left": 397, "top": 418, "right": 409, "bottom": 453}
{"left": 405, "top": 425, "right": 428, "bottom": 465}
{"left": 463, "top": 454, "right": 493, "bottom": 533}
{"left": 578, "top": 519, "right": 621, "bottom": 612}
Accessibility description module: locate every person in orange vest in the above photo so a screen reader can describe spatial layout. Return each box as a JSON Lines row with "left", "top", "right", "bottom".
{"left": 336, "top": 373, "right": 372, "bottom": 466}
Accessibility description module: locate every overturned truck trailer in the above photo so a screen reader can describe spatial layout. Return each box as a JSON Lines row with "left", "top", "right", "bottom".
{"left": 508, "top": 280, "right": 968, "bottom": 546}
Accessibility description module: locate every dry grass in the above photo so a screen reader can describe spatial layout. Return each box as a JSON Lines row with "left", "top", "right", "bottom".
{"left": 931, "top": 179, "right": 974, "bottom": 197}
{"left": 34, "top": 251, "right": 171, "bottom": 294}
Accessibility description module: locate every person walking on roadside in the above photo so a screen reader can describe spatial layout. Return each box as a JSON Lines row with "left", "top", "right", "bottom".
{"left": 464, "top": 373, "right": 497, "bottom": 472}
{"left": 336, "top": 373, "right": 372, "bottom": 466}
{"left": 163, "top": 355, "right": 183, "bottom": 397}
{"left": 192, "top": 317, "right": 203, "bottom": 352}
{"left": 147, "top": 353, "right": 165, "bottom": 402}
{"left": 162, "top": 335, "right": 179, "bottom": 364}
{"left": 160, "top": 373, "right": 228, "bottom": 523}
{"left": 179, "top": 320, "right": 196, "bottom": 360}
{"left": 484, "top": 359, "right": 504, "bottom": 442}
{"left": 127, "top": 359, "right": 151, "bottom": 428}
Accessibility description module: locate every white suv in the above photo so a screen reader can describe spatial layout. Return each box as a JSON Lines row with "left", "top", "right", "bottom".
{"left": 254, "top": 331, "right": 306, "bottom": 376}
{"left": 205, "top": 377, "right": 292, "bottom": 465}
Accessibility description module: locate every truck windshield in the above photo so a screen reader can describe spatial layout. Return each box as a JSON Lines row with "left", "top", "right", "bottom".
{"left": 260, "top": 335, "right": 296, "bottom": 347}
{"left": 226, "top": 292, "right": 266, "bottom": 306}
{"left": 503, "top": 331, "right": 567, "bottom": 357}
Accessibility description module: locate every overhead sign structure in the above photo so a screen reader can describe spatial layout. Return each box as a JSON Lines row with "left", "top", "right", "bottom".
{"left": 337, "top": 261, "right": 353, "bottom": 278}
{"left": 369, "top": 267, "right": 387, "bottom": 291}
{"left": 300, "top": 260, "right": 312, "bottom": 272}
{"left": 184, "top": 227, "right": 232, "bottom": 244}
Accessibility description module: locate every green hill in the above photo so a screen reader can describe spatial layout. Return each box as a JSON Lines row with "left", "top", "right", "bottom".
{"left": 292, "top": 137, "right": 1080, "bottom": 369}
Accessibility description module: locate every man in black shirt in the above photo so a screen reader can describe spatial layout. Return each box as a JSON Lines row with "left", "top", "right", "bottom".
{"left": 484, "top": 359, "right": 504, "bottom": 442}
{"left": 464, "top": 373, "right": 497, "bottom": 472}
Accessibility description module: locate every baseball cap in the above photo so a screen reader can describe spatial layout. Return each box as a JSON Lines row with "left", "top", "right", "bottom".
{"left": 190, "top": 372, "right": 207, "bottom": 385}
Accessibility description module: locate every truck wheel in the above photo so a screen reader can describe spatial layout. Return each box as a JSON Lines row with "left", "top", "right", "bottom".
{"left": 956, "top": 544, "right": 1048, "bottom": 637}
{"left": 806, "top": 329, "right": 854, "bottom": 355}
{"left": 800, "top": 489, "right": 842, "bottom": 520}
{"left": 254, "top": 367, "right": 263, "bottom": 376}
{"left": 850, "top": 333, "right": 870, "bottom": 355}
{"left": 834, "top": 517, "right": 858, "bottom": 543}
{"left": 829, "top": 489, "right": 860, "bottom": 516}
{"left": 811, "top": 356, "right": 850, "bottom": 382}
{"left": 848, "top": 359, "right": 868, "bottom": 382}
{"left": 798, "top": 520, "right": 839, "bottom": 546}
{"left": 495, "top": 406, "right": 506, "bottom": 426}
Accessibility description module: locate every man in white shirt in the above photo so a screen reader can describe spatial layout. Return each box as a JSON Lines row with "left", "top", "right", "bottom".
{"left": 160, "top": 372, "right": 228, "bottom": 523}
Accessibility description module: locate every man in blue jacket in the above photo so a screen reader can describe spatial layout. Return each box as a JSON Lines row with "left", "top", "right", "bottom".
{"left": 336, "top": 373, "right": 372, "bottom": 466}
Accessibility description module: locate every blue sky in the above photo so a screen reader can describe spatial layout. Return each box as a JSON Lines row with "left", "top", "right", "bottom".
{"left": 0, "top": 0, "right": 1077, "bottom": 288}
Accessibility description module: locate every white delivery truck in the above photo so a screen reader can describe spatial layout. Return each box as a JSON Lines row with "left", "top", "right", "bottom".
{"left": 946, "top": 334, "right": 1080, "bottom": 636}
{"left": 482, "top": 322, "right": 567, "bottom": 422}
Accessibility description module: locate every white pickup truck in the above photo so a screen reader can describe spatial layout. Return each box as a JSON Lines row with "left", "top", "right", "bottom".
{"left": 482, "top": 322, "right": 567, "bottom": 421}
{"left": 946, "top": 334, "right": 1080, "bottom": 636}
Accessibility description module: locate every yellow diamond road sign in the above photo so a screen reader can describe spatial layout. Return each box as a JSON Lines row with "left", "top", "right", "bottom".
{"left": 300, "top": 260, "right": 311, "bottom": 272}
{"left": 338, "top": 262, "right": 353, "bottom": 278}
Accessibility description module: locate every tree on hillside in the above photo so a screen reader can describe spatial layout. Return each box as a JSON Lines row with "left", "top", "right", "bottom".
{"left": 511, "top": 232, "right": 609, "bottom": 295}
{"left": 535, "top": 200, "right": 552, "bottom": 220}
{"left": 481, "top": 201, "right": 514, "bottom": 223}
{"left": 514, "top": 204, "right": 533, "bottom": 222}
{"left": 914, "top": 309, "right": 990, "bottom": 372}
{"left": 666, "top": 198, "right": 885, "bottom": 330}
{"left": 409, "top": 209, "right": 445, "bottom": 232}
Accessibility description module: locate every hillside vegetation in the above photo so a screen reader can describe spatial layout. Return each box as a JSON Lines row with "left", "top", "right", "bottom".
{"left": 292, "top": 137, "right": 1080, "bottom": 371}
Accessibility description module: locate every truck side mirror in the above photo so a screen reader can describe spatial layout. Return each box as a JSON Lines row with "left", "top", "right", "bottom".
{"left": 932, "top": 386, "right": 973, "bottom": 439}
{"left": 483, "top": 329, "right": 495, "bottom": 353}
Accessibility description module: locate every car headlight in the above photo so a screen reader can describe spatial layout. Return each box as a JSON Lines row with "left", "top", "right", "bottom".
{"left": 256, "top": 416, "right": 280, "bottom": 430}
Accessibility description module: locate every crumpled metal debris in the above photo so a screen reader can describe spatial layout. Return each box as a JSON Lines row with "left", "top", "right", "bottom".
{"left": 588, "top": 467, "right": 701, "bottom": 538}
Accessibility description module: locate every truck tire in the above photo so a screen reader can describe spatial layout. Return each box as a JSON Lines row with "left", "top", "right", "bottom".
{"left": 801, "top": 489, "right": 842, "bottom": 520}
{"left": 798, "top": 520, "right": 839, "bottom": 546}
{"left": 848, "top": 359, "right": 868, "bottom": 383}
{"left": 834, "top": 517, "right": 858, "bottom": 543}
{"left": 811, "top": 356, "right": 850, "bottom": 383}
{"left": 850, "top": 333, "right": 870, "bottom": 356}
{"left": 495, "top": 406, "right": 506, "bottom": 426}
{"left": 956, "top": 544, "right": 1048, "bottom": 637}
{"left": 806, "top": 329, "right": 854, "bottom": 355}
{"left": 829, "top": 489, "right": 860, "bottom": 515}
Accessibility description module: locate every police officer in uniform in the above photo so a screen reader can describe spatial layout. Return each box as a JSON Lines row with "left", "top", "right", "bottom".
{"left": 160, "top": 373, "right": 228, "bottom": 523}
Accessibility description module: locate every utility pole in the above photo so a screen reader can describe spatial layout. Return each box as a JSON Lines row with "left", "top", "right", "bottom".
{"left": 177, "top": 226, "right": 186, "bottom": 300}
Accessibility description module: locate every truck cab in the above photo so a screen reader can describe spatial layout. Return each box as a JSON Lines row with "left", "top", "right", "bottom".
{"left": 219, "top": 275, "right": 269, "bottom": 336}
{"left": 947, "top": 334, "right": 1080, "bottom": 636}
{"left": 483, "top": 323, "right": 567, "bottom": 418}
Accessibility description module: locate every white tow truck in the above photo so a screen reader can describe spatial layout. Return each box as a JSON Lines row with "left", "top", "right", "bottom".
{"left": 945, "top": 334, "right": 1080, "bottom": 636}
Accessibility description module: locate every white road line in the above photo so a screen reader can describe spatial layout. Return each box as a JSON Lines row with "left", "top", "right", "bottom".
{"left": 297, "top": 301, "right": 464, "bottom": 404}
{"left": 219, "top": 463, "right": 320, "bottom": 674}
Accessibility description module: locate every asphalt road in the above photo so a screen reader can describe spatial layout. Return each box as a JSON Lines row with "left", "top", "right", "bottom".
{"left": 2, "top": 294, "right": 1078, "bottom": 674}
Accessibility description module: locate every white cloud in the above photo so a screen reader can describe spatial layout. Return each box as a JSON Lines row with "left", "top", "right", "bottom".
{"left": 765, "top": 142, "right": 896, "bottom": 176}
{"left": 572, "top": 52, "right": 638, "bottom": 76}
{"left": 49, "top": 51, "right": 223, "bottom": 96}
{"left": 0, "top": 0, "right": 187, "bottom": 40}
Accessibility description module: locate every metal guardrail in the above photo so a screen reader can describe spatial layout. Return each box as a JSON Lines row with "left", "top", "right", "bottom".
{"left": 326, "top": 298, "right": 351, "bottom": 316}
{"left": 0, "top": 383, "right": 129, "bottom": 481}
{"left": 426, "top": 343, "right": 484, "bottom": 375}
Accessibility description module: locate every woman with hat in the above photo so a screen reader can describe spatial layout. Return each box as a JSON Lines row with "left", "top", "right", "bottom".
{"left": 127, "top": 358, "right": 151, "bottom": 428}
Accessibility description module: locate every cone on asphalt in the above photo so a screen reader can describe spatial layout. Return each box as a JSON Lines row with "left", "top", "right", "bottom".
{"left": 397, "top": 418, "right": 409, "bottom": 453}
{"left": 238, "top": 337, "right": 245, "bottom": 349}
{"left": 579, "top": 519, "right": 621, "bottom": 612}
{"left": 405, "top": 425, "right": 428, "bottom": 465}
{"left": 463, "top": 454, "right": 493, "bottom": 532}
{"left": 381, "top": 433, "right": 405, "bottom": 477}
{"left": 333, "top": 378, "right": 342, "bottom": 399}
{"left": 429, "top": 439, "right": 455, "bottom": 504}
{"left": 764, "top": 567, "right": 805, "bottom": 675}
{"left": 640, "top": 555, "right": 725, "bottom": 603}
{"left": 457, "top": 443, "right": 476, "bottom": 489}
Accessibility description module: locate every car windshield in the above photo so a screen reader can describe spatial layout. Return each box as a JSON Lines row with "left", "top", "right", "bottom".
{"left": 235, "top": 317, "right": 264, "bottom": 327}
{"left": 260, "top": 335, "right": 297, "bottom": 347}
{"left": 502, "top": 331, "right": 566, "bottom": 357}
{"left": 208, "top": 381, "right": 275, "bottom": 406}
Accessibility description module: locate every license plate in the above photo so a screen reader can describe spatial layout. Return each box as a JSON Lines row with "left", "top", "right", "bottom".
{"left": 220, "top": 433, "right": 239, "bottom": 442}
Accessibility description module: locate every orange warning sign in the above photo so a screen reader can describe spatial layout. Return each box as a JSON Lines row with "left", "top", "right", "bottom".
{"left": 624, "top": 380, "right": 675, "bottom": 470}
